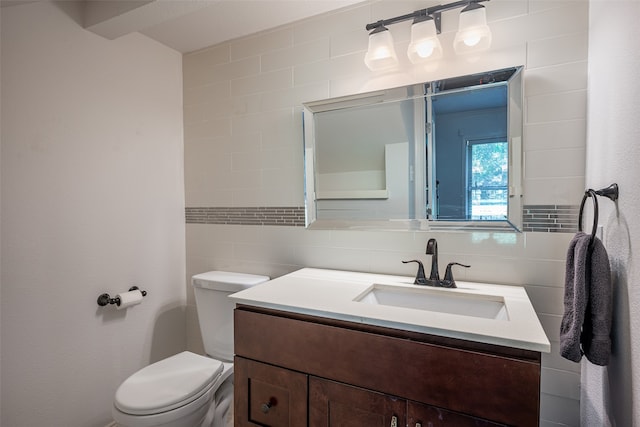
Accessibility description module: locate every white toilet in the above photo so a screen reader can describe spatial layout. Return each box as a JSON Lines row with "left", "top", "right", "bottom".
{"left": 111, "top": 271, "right": 270, "bottom": 427}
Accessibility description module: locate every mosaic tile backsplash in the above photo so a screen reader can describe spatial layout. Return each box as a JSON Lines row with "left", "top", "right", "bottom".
{"left": 522, "top": 205, "right": 579, "bottom": 233}
{"left": 186, "top": 205, "right": 579, "bottom": 232}
{"left": 186, "top": 207, "right": 306, "bottom": 226}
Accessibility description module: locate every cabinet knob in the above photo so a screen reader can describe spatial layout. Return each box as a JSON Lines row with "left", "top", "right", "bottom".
{"left": 261, "top": 397, "right": 277, "bottom": 413}
{"left": 390, "top": 415, "right": 398, "bottom": 427}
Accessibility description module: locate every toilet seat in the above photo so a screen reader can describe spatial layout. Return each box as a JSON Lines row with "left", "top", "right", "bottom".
{"left": 115, "top": 351, "right": 223, "bottom": 416}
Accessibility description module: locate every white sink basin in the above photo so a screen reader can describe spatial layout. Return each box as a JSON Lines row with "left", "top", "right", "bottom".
{"left": 354, "top": 284, "right": 509, "bottom": 320}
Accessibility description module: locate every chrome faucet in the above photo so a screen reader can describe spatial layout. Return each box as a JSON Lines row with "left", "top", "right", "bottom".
{"left": 403, "top": 238, "right": 470, "bottom": 288}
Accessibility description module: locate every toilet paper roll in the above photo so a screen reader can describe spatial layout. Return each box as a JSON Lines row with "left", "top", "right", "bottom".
{"left": 116, "top": 289, "right": 143, "bottom": 310}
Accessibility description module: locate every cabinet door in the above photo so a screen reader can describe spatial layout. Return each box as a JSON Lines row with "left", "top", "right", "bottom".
{"left": 408, "top": 401, "right": 507, "bottom": 427}
{"left": 309, "top": 377, "right": 406, "bottom": 427}
{"left": 235, "top": 357, "right": 308, "bottom": 427}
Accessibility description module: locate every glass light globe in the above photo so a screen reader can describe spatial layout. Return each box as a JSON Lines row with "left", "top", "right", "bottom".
{"left": 364, "top": 27, "right": 398, "bottom": 71}
{"left": 407, "top": 16, "right": 443, "bottom": 63}
{"left": 454, "top": 4, "right": 492, "bottom": 54}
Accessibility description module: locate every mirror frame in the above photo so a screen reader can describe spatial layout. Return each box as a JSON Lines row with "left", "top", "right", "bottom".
{"left": 302, "top": 66, "right": 524, "bottom": 232}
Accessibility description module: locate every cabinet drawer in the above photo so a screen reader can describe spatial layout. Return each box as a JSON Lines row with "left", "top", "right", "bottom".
{"left": 235, "top": 357, "right": 307, "bottom": 427}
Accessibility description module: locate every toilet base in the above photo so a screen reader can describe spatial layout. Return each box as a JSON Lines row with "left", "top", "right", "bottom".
{"left": 202, "top": 378, "right": 234, "bottom": 427}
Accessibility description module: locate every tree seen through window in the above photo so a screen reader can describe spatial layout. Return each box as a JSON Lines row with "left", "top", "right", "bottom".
{"left": 468, "top": 141, "right": 508, "bottom": 220}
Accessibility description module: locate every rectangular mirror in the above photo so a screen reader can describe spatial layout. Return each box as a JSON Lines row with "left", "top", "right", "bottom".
{"left": 303, "top": 66, "right": 523, "bottom": 232}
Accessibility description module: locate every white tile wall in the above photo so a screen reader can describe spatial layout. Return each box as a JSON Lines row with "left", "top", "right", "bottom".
{"left": 183, "top": 1, "right": 589, "bottom": 425}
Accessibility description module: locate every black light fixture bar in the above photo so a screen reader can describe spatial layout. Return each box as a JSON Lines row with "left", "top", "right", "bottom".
{"left": 365, "top": 0, "right": 489, "bottom": 33}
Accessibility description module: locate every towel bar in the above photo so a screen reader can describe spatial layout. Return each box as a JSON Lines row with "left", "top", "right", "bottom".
{"left": 578, "top": 183, "right": 618, "bottom": 246}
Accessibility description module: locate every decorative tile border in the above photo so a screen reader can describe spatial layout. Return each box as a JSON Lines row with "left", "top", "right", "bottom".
{"left": 187, "top": 205, "right": 579, "bottom": 232}
{"left": 522, "top": 205, "right": 579, "bottom": 233}
{"left": 186, "top": 207, "right": 306, "bottom": 227}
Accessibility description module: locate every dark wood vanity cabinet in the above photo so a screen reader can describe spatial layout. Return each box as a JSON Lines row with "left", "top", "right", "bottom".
{"left": 234, "top": 305, "right": 541, "bottom": 427}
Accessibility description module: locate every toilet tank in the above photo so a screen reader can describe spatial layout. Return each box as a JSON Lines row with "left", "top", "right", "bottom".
{"left": 191, "top": 271, "right": 269, "bottom": 362}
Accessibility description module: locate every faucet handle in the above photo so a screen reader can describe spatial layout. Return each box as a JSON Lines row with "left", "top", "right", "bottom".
{"left": 441, "top": 262, "right": 471, "bottom": 288}
{"left": 402, "top": 259, "right": 428, "bottom": 285}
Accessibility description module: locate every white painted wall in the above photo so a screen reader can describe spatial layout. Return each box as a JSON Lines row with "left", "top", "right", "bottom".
{"left": 584, "top": 1, "right": 640, "bottom": 425}
{"left": 183, "top": 1, "right": 590, "bottom": 424}
{"left": 0, "top": 3, "right": 3, "bottom": 424}
{"left": 1, "top": 2, "right": 186, "bottom": 426}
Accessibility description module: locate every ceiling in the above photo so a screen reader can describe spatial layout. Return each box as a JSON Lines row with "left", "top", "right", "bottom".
{"left": 0, "top": 0, "right": 361, "bottom": 53}
{"left": 140, "top": 0, "right": 367, "bottom": 53}
{"left": 1, "top": 0, "right": 365, "bottom": 53}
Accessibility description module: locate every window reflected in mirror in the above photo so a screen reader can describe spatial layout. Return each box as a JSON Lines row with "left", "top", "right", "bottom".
{"left": 430, "top": 84, "right": 508, "bottom": 222}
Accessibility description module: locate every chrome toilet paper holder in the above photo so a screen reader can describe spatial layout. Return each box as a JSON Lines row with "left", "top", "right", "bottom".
{"left": 97, "top": 286, "right": 148, "bottom": 307}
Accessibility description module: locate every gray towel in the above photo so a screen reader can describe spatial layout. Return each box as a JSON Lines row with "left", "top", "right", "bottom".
{"left": 560, "top": 231, "right": 612, "bottom": 366}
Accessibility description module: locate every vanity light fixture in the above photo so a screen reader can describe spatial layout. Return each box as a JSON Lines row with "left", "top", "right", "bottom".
{"left": 364, "top": 0, "right": 491, "bottom": 71}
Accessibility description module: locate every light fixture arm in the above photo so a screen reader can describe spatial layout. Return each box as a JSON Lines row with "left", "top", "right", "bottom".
{"left": 365, "top": 0, "right": 489, "bottom": 34}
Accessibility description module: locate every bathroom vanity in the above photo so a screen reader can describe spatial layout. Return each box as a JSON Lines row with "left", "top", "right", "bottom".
{"left": 230, "top": 268, "right": 550, "bottom": 427}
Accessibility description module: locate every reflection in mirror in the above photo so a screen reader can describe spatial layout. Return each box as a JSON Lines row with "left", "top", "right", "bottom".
{"left": 430, "top": 85, "right": 508, "bottom": 221}
{"left": 303, "top": 66, "right": 523, "bottom": 231}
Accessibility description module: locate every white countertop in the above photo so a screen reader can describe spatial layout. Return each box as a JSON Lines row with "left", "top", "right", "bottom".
{"left": 229, "top": 268, "right": 551, "bottom": 353}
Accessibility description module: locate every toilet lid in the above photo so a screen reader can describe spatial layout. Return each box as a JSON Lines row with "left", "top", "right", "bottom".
{"left": 114, "top": 351, "right": 223, "bottom": 416}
